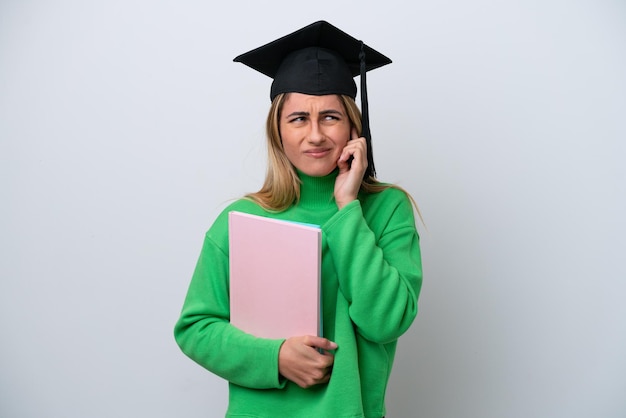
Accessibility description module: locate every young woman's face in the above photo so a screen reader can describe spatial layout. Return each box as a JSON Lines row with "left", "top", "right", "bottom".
{"left": 279, "top": 93, "right": 351, "bottom": 177}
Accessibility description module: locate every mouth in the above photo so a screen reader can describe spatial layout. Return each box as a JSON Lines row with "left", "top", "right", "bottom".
{"left": 304, "top": 148, "right": 331, "bottom": 158}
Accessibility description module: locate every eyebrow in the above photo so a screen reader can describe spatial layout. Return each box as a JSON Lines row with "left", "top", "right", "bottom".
{"left": 319, "top": 109, "right": 344, "bottom": 116}
{"left": 285, "top": 111, "right": 309, "bottom": 118}
{"left": 284, "top": 109, "right": 344, "bottom": 118}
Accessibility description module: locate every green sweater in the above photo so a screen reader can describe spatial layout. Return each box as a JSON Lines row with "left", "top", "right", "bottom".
{"left": 174, "top": 170, "right": 422, "bottom": 417}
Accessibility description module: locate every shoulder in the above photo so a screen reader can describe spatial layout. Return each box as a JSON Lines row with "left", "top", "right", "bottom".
{"left": 359, "top": 184, "right": 417, "bottom": 228}
{"left": 206, "top": 198, "right": 274, "bottom": 239}
{"left": 222, "top": 198, "right": 270, "bottom": 216}
{"left": 360, "top": 184, "right": 412, "bottom": 210}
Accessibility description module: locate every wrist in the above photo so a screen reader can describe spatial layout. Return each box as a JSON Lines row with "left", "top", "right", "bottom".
{"left": 335, "top": 196, "right": 358, "bottom": 210}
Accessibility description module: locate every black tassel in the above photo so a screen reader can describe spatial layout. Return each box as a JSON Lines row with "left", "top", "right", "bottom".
{"left": 359, "top": 41, "right": 376, "bottom": 179}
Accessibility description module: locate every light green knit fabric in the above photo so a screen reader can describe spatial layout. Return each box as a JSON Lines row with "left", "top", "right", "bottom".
{"left": 174, "top": 170, "right": 422, "bottom": 417}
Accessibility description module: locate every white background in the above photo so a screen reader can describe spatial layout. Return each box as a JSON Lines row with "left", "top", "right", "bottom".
{"left": 1, "top": 1, "right": 625, "bottom": 417}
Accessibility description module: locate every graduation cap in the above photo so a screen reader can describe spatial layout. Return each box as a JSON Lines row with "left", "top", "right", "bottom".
{"left": 233, "top": 20, "right": 392, "bottom": 179}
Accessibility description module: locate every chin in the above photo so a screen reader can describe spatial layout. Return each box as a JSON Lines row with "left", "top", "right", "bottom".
{"left": 300, "top": 165, "right": 337, "bottom": 177}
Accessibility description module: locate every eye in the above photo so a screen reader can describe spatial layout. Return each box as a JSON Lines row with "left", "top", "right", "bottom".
{"left": 321, "top": 114, "right": 342, "bottom": 124}
{"left": 287, "top": 114, "right": 308, "bottom": 123}
{"left": 320, "top": 110, "right": 343, "bottom": 122}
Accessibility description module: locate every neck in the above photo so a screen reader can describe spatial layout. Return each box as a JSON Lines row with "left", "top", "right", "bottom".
{"left": 297, "top": 169, "right": 337, "bottom": 209}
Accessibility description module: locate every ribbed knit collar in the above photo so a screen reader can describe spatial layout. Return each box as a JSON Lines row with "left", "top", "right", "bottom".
{"left": 297, "top": 169, "right": 337, "bottom": 209}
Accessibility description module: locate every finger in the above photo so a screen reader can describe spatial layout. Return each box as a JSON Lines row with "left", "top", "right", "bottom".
{"left": 344, "top": 136, "right": 365, "bottom": 151}
{"left": 338, "top": 146, "right": 353, "bottom": 163}
{"left": 305, "top": 336, "right": 338, "bottom": 351}
{"left": 344, "top": 141, "right": 366, "bottom": 161}
{"left": 337, "top": 145, "right": 356, "bottom": 166}
{"left": 351, "top": 126, "right": 359, "bottom": 141}
{"left": 344, "top": 137, "right": 366, "bottom": 154}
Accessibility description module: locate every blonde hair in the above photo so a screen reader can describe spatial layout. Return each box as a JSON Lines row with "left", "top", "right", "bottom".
{"left": 246, "top": 93, "right": 420, "bottom": 218}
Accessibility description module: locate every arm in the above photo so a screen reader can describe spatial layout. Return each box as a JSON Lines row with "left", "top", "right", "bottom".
{"left": 173, "top": 231, "right": 286, "bottom": 389}
{"left": 323, "top": 193, "right": 422, "bottom": 343}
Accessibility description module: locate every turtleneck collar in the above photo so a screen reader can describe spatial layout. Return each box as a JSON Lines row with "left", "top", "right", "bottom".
{"left": 297, "top": 169, "right": 338, "bottom": 209}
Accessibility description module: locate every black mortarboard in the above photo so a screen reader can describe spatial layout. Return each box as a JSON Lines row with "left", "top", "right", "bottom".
{"left": 233, "top": 20, "right": 392, "bottom": 179}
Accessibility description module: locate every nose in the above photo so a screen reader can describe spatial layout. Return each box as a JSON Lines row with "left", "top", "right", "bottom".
{"left": 307, "top": 121, "right": 325, "bottom": 144}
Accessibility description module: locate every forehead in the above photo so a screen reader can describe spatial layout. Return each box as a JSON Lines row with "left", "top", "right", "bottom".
{"left": 282, "top": 93, "right": 344, "bottom": 112}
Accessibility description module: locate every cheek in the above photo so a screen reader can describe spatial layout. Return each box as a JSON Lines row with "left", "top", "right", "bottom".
{"left": 280, "top": 135, "right": 299, "bottom": 159}
{"left": 282, "top": 143, "right": 297, "bottom": 160}
{"left": 334, "top": 129, "right": 351, "bottom": 149}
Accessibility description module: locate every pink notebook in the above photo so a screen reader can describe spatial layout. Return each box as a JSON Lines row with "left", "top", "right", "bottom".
{"left": 228, "top": 211, "right": 322, "bottom": 339}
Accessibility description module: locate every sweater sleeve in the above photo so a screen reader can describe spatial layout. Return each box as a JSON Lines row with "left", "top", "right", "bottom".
{"left": 322, "top": 192, "right": 422, "bottom": 344}
{"left": 174, "top": 230, "right": 286, "bottom": 390}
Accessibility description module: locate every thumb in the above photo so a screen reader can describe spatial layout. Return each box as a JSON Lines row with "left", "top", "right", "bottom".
{"left": 307, "top": 336, "right": 338, "bottom": 351}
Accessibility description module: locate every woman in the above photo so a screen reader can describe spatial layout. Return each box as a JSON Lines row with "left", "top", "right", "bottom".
{"left": 174, "top": 21, "right": 423, "bottom": 417}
